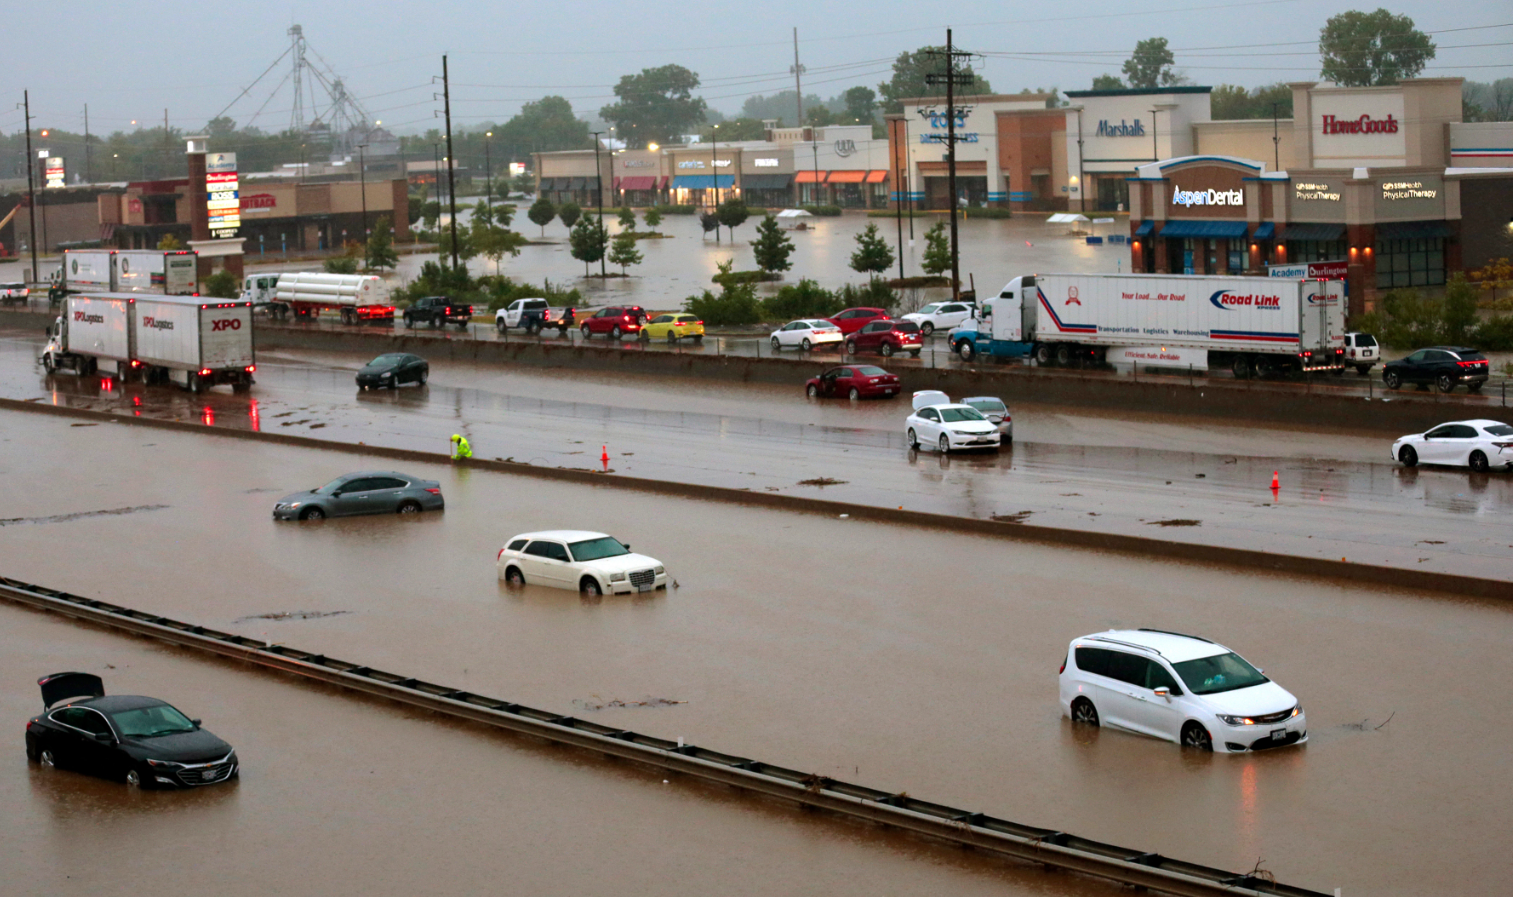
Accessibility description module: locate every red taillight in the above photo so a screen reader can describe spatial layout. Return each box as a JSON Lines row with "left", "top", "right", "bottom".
{"left": 245, "top": 365, "right": 256, "bottom": 372}
{"left": 497, "top": 547, "right": 506, "bottom": 560}
{"left": 675, "top": 321, "right": 686, "bottom": 327}
{"left": 199, "top": 368, "right": 211, "bottom": 376}
{"left": 130, "top": 359, "right": 142, "bottom": 368}
{"left": 695, "top": 320, "right": 704, "bottom": 325}
{"left": 1457, "top": 360, "right": 1484, "bottom": 368}
{"left": 1059, "top": 657, "right": 1067, "bottom": 674}
{"left": 425, "top": 488, "right": 441, "bottom": 494}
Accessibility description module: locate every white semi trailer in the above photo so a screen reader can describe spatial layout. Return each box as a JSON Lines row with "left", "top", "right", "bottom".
{"left": 134, "top": 295, "right": 256, "bottom": 392}
{"left": 948, "top": 273, "right": 1347, "bottom": 377}
{"left": 241, "top": 272, "right": 394, "bottom": 324}
{"left": 54, "top": 249, "right": 199, "bottom": 297}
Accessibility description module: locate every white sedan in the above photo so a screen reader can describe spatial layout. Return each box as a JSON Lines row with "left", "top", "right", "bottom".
{"left": 906, "top": 403, "right": 1001, "bottom": 453}
{"left": 497, "top": 530, "right": 668, "bottom": 596}
{"left": 1392, "top": 419, "right": 1513, "bottom": 472}
{"left": 901, "top": 301, "right": 975, "bottom": 336}
{"left": 771, "top": 319, "right": 844, "bottom": 352}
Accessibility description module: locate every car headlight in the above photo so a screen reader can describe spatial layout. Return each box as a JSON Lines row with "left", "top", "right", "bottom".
{"left": 1217, "top": 714, "right": 1256, "bottom": 726}
{"left": 382, "top": 372, "right": 393, "bottom": 378}
{"left": 654, "top": 565, "right": 665, "bottom": 574}
{"left": 1290, "top": 705, "right": 1302, "bottom": 717}
{"left": 609, "top": 572, "right": 627, "bottom": 582}
{"left": 288, "top": 502, "right": 301, "bottom": 509}
{"left": 146, "top": 758, "right": 184, "bottom": 768}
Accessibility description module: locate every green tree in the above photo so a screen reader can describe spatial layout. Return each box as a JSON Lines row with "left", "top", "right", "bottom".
{"left": 920, "top": 222, "right": 951, "bottom": 277}
{"left": 157, "top": 233, "right": 184, "bottom": 251}
{"left": 420, "top": 200, "right": 441, "bottom": 229}
{"left": 558, "top": 201, "right": 581, "bottom": 230}
{"left": 568, "top": 216, "right": 607, "bottom": 275}
{"left": 600, "top": 64, "right": 708, "bottom": 148}
{"left": 1442, "top": 275, "right": 1479, "bottom": 344}
{"left": 1210, "top": 83, "right": 1294, "bottom": 120}
{"left": 1091, "top": 74, "right": 1125, "bottom": 90}
{"left": 527, "top": 197, "right": 556, "bottom": 236}
{"left": 878, "top": 46, "right": 992, "bottom": 114}
{"left": 843, "top": 86, "right": 877, "bottom": 124}
{"left": 437, "top": 223, "right": 477, "bottom": 266}
{"left": 204, "top": 270, "right": 239, "bottom": 299}
{"left": 1319, "top": 9, "right": 1436, "bottom": 87}
{"left": 324, "top": 255, "right": 360, "bottom": 275}
{"left": 643, "top": 207, "right": 663, "bottom": 230}
{"left": 741, "top": 90, "right": 822, "bottom": 122}
{"left": 849, "top": 223, "right": 894, "bottom": 278}
{"left": 805, "top": 106, "right": 837, "bottom": 127}
{"left": 1122, "top": 37, "right": 1180, "bottom": 89}
{"left": 492, "top": 96, "right": 590, "bottom": 160}
{"left": 471, "top": 202, "right": 528, "bottom": 274}
{"left": 367, "top": 217, "right": 400, "bottom": 271}
{"left": 716, "top": 197, "right": 750, "bottom": 242}
{"left": 751, "top": 214, "right": 795, "bottom": 274}
{"left": 512, "top": 171, "right": 534, "bottom": 195}
{"left": 699, "top": 117, "right": 769, "bottom": 142}
{"left": 607, "top": 230, "right": 644, "bottom": 275}
{"left": 617, "top": 206, "right": 636, "bottom": 229}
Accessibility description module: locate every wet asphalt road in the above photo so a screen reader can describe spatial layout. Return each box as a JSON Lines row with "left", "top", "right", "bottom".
{"left": 2, "top": 410, "right": 1512, "bottom": 896}
{"left": 4, "top": 329, "right": 1511, "bottom": 580}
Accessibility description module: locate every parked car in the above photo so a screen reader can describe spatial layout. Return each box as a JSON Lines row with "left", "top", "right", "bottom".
{"left": 356, "top": 353, "right": 428, "bottom": 389}
{"left": 847, "top": 319, "right": 923, "bottom": 358}
{"left": 906, "top": 401, "right": 1001, "bottom": 453}
{"left": 640, "top": 313, "right": 705, "bottom": 343}
{"left": 827, "top": 307, "right": 890, "bottom": 335}
{"left": 805, "top": 365, "right": 901, "bottom": 400}
{"left": 496, "top": 298, "right": 570, "bottom": 333}
{"left": 1342, "top": 332, "right": 1379, "bottom": 375}
{"left": 901, "top": 301, "right": 974, "bottom": 336}
{"left": 26, "top": 672, "right": 238, "bottom": 788}
{"left": 1382, "top": 346, "right": 1490, "bottom": 393}
{"left": 273, "top": 471, "right": 444, "bottom": 520}
{"left": 0, "top": 281, "right": 29, "bottom": 305}
{"left": 1392, "top": 419, "right": 1513, "bottom": 472}
{"left": 496, "top": 530, "right": 668, "bottom": 596}
{"left": 1060, "top": 629, "right": 1306, "bottom": 754}
{"left": 581, "top": 305, "right": 647, "bottom": 339}
{"left": 771, "top": 319, "right": 844, "bottom": 352}
{"left": 404, "top": 296, "right": 473, "bottom": 330}
{"left": 960, "top": 396, "right": 1013, "bottom": 443}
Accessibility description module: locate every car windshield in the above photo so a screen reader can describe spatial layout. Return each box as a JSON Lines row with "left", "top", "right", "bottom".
{"left": 1172, "top": 652, "right": 1270, "bottom": 695}
{"left": 314, "top": 477, "right": 350, "bottom": 495}
{"left": 917, "top": 304, "right": 942, "bottom": 314}
{"left": 110, "top": 704, "right": 196, "bottom": 738}
{"left": 368, "top": 354, "right": 404, "bottom": 366}
{"left": 1355, "top": 334, "right": 1378, "bottom": 347}
{"left": 964, "top": 398, "right": 1007, "bottom": 414}
{"left": 855, "top": 366, "right": 889, "bottom": 376}
{"left": 1484, "top": 424, "right": 1513, "bottom": 436}
{"left": 569, "top": 537, "right": 630, "bottom": 562}
{"left": 939, "top": 407, "right": 988, "bottom": 422}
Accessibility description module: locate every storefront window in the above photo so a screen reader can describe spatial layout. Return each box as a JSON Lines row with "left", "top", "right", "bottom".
{"left": 1286, "top": 240, "right": 1346, "bottom": 264}
{"left": 1228, "top": 248, "right": 1245, "bottom": 272}
{"left": 1375, "top": 237, "right": 1445, "bottom": 289}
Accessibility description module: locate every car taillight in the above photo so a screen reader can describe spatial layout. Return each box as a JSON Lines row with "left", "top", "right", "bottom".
{"left": 425, "top": 488, "right": 441, "bottom": 494}
{"left": 1059, "top": 657, "right": 1066, "bottom": 674}
{"left": 695, "top": 320, "right": 704, "bottom": 325}
{"left": 1493, "top": 441, "right": 1513, "bottom": 449}
{"left": 1457, "top": 360, "right": 1484, "bottom": 368}
{"left": 675, "top": 321, "right": 686, "bottom": 326}
{"left": 497, "top": 547, "right": 506, "bottom": 560}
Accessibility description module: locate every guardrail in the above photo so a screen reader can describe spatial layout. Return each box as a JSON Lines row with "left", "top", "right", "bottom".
{"left": 0, "top": 573, "right": 1330, "bottom": 897}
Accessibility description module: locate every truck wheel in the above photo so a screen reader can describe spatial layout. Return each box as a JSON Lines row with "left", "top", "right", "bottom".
{"left": 1231, "top": 356, "right": 1251, "bottom": 379}
{"left": 188, "top": 373, "right": 200, "bottom": 393}
{"left": 232, "top": 381, "right": 251, "bottom": 394}
{"left": 430, "top": 316, "right": 440, "bottom": 329}
{"left": 404, "top": 315, "right": 414, "bottom": 329}
{"left": 1055, "top": 345, "right": 1072, "bottom": 366}
{"left": 1034, "top": 344, "right": 1053, "bottom": 366}
{"left": 43, "top": 354, "right": 55, "bottom": 373}
{"left": 957, "top": 341, "right": 974, "bottom": 362}
{"left": 457, "top": 321, "right": 469, "bottom": 331}
{"left": 496, "top": 320, "right": 507, "bottom": 333}
{"left": 340, "top": 308, "right": 354, "bottom": 325}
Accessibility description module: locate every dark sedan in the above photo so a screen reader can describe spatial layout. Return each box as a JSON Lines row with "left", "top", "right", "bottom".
{"left": 26, "top": 672, "right": 238, "bottom": 789}
{"left": 357, "top": 353, "right": 429, "bottom": 389}
{"left": 1382, "top": 346, "right": 1489, "bottom": 393}
{"left": 805, "top": 365, "right": 901, "bottom": 400}
{"left": 273, "top": 470, "right": 445, "bottom": 520}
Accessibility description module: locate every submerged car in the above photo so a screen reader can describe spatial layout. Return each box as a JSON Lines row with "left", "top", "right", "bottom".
{"left": 26, "top": 672, "right": 238, "bottom": 788}
{"left": 273, "top": 471, "right": 444, "bottom": 520}
{"left": 1392, "top": 419, "right": 1513, "bottom": 472}
{"left": 496, "top": 530, "right": 668, "bottom": 596}
{"left": 960, "top": 396, "right": 1012, "bottom": 443}
{"left": 906, "top": 401, "right": 1001, "bottom": 453}
{"left": 1059, "top": 630, "right": 1306, "bottom": 754}
{"left": 356, "top": 353, "right": 429, "bottom": 389}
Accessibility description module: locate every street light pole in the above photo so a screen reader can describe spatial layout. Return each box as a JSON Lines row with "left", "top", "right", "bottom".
{"left": 357, "top": 143, "right": 369, "bottom": 269}
{"left": 590, "top": 130, "right": 605, "bottom": 277}
{"left": 20, "top": 90, "right": 38, "bottom": 284}
{"left": 484, "top": 131, "right": 493, "bottom": 211}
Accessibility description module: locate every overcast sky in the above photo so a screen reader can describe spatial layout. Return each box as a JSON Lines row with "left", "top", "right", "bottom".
{"left": 3, "top": 0, "right": 1507, "bottom": 136}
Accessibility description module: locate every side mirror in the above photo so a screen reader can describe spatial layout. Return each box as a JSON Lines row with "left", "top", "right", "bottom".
{"left": 621, "top": 543, "right": 630, "bottom": 551}
{"left": 191, "top": 719, "right": 202, "bottom": 728}
{"left": 94, "top": 732, "right": 113, "bottom": 743}
{"left": 1153, "top": 687, "right": 1170, "bottom": 697}
{"left": 330, "top": 491, "right": 343, "bottom": 498}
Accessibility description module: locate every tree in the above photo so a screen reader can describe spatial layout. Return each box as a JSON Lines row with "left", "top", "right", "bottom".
{"left": 849, "top": 223, "right": 894, "bottom": 279}
{"left": 1210, "top": 83, "right": 1294, "bottom": 120}
{"left": 699, "top": 117, "right": 768, "bottom": 142}
{"left": 1463, "top": 79, "right": 1513, "bottom": 122}
{"left": 878, "top": 46, "right": 992, "bottom": 114}
{"left": 805, "top": 106, "right": 837, "bottom": 127}
{"left": 1442, "top": 275, "right": 1479, "bottom": 344}
{"left": 568, "top": 216, "right": 607, "bottom": 275}
{"left": 643, "top": 207, "right": 663, "bottom": 230}
{"left": 528, "top": 198, "right": 556, "bottom": 236}
{"left": 607, "top": 230, "right": 643, "bottom": 275}
{"left": 1469, "top": 257, "right": 1513, "bottom": 305}
{"left": 843, "top": 86, "right": 877, "bottom": 125}
{"left": 1319, "top": 9, "right": 1435, "bottom": 87}
{"left": 471, "top": 202, "right": 527, "bottom": 274}
{"left": 617, "top": 206, "right": 636, "bottom": 230}
{"left": 600, "top": 64, "right": 708, "bottom": 148}
{"left": 716, "top": 198, "right": 750, "bottom": 242}
{"left": 920, "top": 222, "right": 951, "bottom": 277}
{"left": 751, "top": 215, "right": 795, "bottom": 274}
{"left": 1122, "top": 38, "right": 1180, "bottom": 89}
{"left": 1091, "top": 74, "right": 1125, "bottom": 90}
{"left": 324, "top": 254, "right": 360, "bottom": 275}
{"left": 367, "top": 217, "right": 399, "bottom": 271}
{"left": 157, "top": 233, "right": 184, "bottom": 251}
{"left": 436, "top": 223, "right": 476, "bottom": 267}
{"left": 558, "top": 201, "right": 581, "bottom": 230}
{"left": 741, "top": 90, "right": 823, "bottom": 123}
{"left": 512, "top": 171, "right": 535, "bottom": 195}
{"left": 492, "top": 96, "right": 590, "bottom": 160}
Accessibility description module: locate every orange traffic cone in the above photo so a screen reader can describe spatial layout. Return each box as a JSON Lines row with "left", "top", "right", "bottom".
{"left": 1271, "top": 470, "right": 1280, "bottom": 490}
{"left": 601, "top": 445, "right": 610, "bottom": 465}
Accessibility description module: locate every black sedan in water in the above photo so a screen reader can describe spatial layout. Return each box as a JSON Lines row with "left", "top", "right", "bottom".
{"left": 25, "top": 673, "right": 238, "bottom": 788}
{"left": 357, "top": 353, "right": 429, "bottom": 389}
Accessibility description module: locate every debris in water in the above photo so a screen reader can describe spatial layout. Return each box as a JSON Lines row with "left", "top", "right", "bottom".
{"left": 234, "top": 610, "right": 352, "bottom": 622}
{"left": 0, "top": 505, "right": 170, "bottom": 527}
{"left": 1417, "top": 540, "right": 1444, "bottom": 545}
{"left": 1195, "top": 473, "right": 1206, "bottom": 478}
{"left": 992, "top": 511, "right": 1034, "bottom": 524}
{"left": 309, "top": 423, "right": 327, "bottom": 429}
{"left": 573, "top": 696, "right": 687, "bottom": 711}
{"left": 1060, "top": 492, "right": 1082, "bottom": 497}
{"left": 1148, "top": 519, "right": 1201, "bottom": 527}
{"left": 69, "top": 423, "right": 97, "bottom": 427}
{"left": 797, "top": 477, "right": 847, "bottom": 487}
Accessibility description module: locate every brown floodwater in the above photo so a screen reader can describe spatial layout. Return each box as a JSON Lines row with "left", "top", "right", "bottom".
{"left": 1, "top": 409, "right": 1511, "bottom": 895}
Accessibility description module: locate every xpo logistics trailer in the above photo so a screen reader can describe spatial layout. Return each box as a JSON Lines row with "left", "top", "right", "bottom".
{"left": 240, "top": 272, "right": 394, "bottom": 324}
{"left": 51, "top": 249, "right": 199, "bottom": 301}
{"left": 947, "top": 273, "right": 1346, "bottom": 378}
{"left": 42, "top": 293, "right": 255, "bottom": 392}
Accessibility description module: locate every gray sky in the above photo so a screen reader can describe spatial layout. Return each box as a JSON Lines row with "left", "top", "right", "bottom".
{"left": 4, "top": 0, "right": 1508, "bottom": 136}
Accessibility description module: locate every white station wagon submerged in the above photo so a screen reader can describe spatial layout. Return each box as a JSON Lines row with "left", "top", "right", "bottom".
{"left": 497, "top": 530, "right": 668, "bottom": 596}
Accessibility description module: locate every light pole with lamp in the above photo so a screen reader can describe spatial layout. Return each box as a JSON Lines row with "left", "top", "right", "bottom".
{"left": 710, "top": 123, "right": 720, "bottom": 208}
{"left": 484, "top": 131, "right": 493, "bottom": 210}
{"left": 590, "top": 130, "right": 606, "bottom": 277}
{"left": 357, "top": 143, "right": 369, "bottom": 269}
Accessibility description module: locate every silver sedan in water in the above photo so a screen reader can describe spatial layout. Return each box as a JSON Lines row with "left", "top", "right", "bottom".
{"left": 272, "top": 471, "right": 445, "bottom": 520}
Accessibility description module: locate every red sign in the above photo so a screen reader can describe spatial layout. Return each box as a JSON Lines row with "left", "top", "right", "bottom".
{"left": 128, "top": 198, "right": 143, "bottom": 213}
{"left": 1308, "top": 260, "right": 1347, "bottom": 280}
{"left": 240, "top": 193, "right": 276, "bottom": 210}
{"left": 1321, "top": 114, "right": 1398, "bottom": 135}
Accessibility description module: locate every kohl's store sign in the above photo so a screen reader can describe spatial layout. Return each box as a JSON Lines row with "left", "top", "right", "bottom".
{"left": 1095, "top": 119, "right": 1145, "bottom": 138}
{"left": 1172, "top": 185, "right": 1243, "bottom": 208}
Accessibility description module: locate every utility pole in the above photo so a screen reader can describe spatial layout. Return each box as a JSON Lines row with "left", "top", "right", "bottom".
{"left": 903, "top": 116, "right": 914, "bottom": 241}
{"left": 791, "top": 28, "right": 805, "bottom": 127}
{"left": 83, "top": 104, "right": 91, "bottom": 184}
{"left": 1149, "top": 108, "right": 1159, "bottom": 162}
{"left": 484, "top": 130, "right": 493, "bottom": 211}
{"left": 21, "top": 91, "right": 38, "bottom": 283}
{"left": 442, "top": 55, "right": 460, "bottom": 271}
{"left": 922, "top": 30, "right": 972, "bottom": 301}
{"left": 164, "top": 109, "right": 170, "bottom": 178}
{"left": 1271, "top": 103, "right": 1280, "bottom": 170}
{"left": 357, "top": 144, "right": 369, "bottom": 269}
{"left": 590, "top": 130, "right": 606, "bottom": 277}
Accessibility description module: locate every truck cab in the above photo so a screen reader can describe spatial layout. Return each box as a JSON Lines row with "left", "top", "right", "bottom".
{"left": 948, "top": 276, "right": 1037, "bottom": 362}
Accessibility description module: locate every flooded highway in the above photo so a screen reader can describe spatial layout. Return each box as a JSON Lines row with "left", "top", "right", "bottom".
{"left": 4, "top": 328, "right": 1511, "bottom": 580}
{"left": 2, "top": 409, "right": 1511, "bottom": 895}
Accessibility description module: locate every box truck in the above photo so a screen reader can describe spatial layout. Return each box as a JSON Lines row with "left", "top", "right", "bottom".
{"left": 52, "top": 250, "right": 198, "bottom": 300}
{"left": 948, "top": 273, "right": 1347, "bottom": 377}
{"left": 242, "top": 272, "right": 394, "bottom": 324}
{"left": 133, "top": 295, "right": 256, "bottom": 392}
{"left": 41, "top": 294, "right": 136, "bottom": 378}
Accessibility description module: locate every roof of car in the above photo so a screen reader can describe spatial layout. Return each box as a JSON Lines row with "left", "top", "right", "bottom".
{"left": 1074, "top": 629, "right": 1229, "bottom": 663}
{"left": 60, "top": 695, "right": 167, "bottom": 713}
{"left": 338, "top": 471, "right": 416, "bottom": 480}
{"left": 1434, "top": 419, "right": 1510, "bottom": 428}
{"left": 961, "top": 396, "right": 1006, "bottom": 403}
{"left": 511, "top": 530, "right": 612, "bottom": 542}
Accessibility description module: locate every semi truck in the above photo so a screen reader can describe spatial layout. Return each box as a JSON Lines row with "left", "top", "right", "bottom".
{"left": 241, "top": 272, "right": 394, "bottom": 324}
{"left": 41, "top": 293, "right": 255, "bottom": 392}
{"left": 948, "top": 273, "right": 1347, "bottom": 378}
{"left": 51, "top": 249, "right": 199, "bottom": 300}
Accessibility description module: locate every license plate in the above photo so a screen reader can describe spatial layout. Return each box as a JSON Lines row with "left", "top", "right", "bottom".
{"left": 885, "top": 388, "right": 896, "bottom": 394}
{"left": 636, "top": 584, "right": 652, "bottom": 593}
{"left": 1270, "top": 728, "right": 1286, "bottom": 741}
{"left": 202, "top": 769, "right": 219, "bottom": 781}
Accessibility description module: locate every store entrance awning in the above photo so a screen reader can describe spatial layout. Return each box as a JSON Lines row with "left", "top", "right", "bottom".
{"left": 1158, "top": 220, "right": 1249, "bottom": 239}
{"left": 538, "top": 178, "right": 558, "bottom": 190}
{"left": 1283, "top": 222, "right": 1344, "bottom": 241}
{"left": 742, "top": 174, "right": 792, "bottom": 190}
{"left": 1133, "top": 220, "right": 1156, "bottom": 237}
{"left": 794, "top": 170, "right": 827, "bottom": 184}
{"left": 672, "top": 175, "right": 734, "bottom": 190}
{"left": 1253, "top": 222, "right": 1276, "bottom": 240}
{"left": 864, "top": 170, "right": 888, "bottom": 183}
{"left": 827, "top": 171, "right": 867, "bottom": 183}
{"left": 620, "top": 176, "right": 657, "bottom": 191}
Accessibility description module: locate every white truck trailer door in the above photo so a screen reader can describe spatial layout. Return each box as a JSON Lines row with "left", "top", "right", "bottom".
{"left": 199, "top": 303, "right": 255, "bottom": 369}
{"left": 65, "top": 252, "right": 114, "bottom": 291}
{"left": 164, "top": 253, "right": 198, "bottom": 295}
{"left": 1297, "top": 282, "right": 1335, "bottom": 353}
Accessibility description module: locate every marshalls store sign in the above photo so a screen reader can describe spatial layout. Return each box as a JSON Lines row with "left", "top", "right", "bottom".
{"left": 1172, "top": 185, "right": 1243, "bottom": 207}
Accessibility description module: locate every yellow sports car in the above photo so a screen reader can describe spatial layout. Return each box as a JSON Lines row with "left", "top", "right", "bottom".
{"left": 640, "top": 313, "right": 705, "bottom": 343}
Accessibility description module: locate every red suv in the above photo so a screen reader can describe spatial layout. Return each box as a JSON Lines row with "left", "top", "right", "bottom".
{"left": 828, "top": 307, "right": 890, "bottom": 335}
{"left": 580, "top": 305, "right": 647, "bottom": 339}
{"left": 846, "top": 319, "right": 923, "bottom": 358}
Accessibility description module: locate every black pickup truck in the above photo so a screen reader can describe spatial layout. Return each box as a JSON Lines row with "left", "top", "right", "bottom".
{"left": 403, "top": 296, "right": 473, "bottom": 330}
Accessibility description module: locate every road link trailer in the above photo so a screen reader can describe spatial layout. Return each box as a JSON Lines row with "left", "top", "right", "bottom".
{"left": 245, "top": 272, "right": 394, "bottom": 324}
{"left": 949, "top": 273, "right": 1347, "bottom": 378}
{"left": 133, "top": 295, "right": 256, "bottom": 392}
{"left": 41, "top": 294, "right": 135, "bottom": 377}
{"left": 53, "top": 249, "right": 198, "bottom": 299}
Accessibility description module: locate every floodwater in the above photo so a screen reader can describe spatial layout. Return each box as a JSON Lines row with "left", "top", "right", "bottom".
{"left": 2, "top": 409, "right": 1512, "bottom": 895}
{"left": 4, "top": 330, "right": 1511, "bottom": 580}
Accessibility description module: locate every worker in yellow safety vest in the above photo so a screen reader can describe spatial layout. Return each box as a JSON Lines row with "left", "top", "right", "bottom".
{"left": 450, "top": 434, "right": 472, "bottom": 460}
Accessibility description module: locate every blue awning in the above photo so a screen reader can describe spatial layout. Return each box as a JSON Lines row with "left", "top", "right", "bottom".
{"left": 673, "top": 175, "right": 735, "bottom": 190}
{"left": 1159, "top": 220, "right": 1249, "bottom": 239}
{"left": 1133, "top": 220, "right": 1156, "bottom": 237}
{"left": 1253, "top": 222, "right": 1275, "bottom": 239}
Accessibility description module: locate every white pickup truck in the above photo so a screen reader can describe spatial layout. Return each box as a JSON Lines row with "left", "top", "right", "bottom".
{"left": 495, "top": 298, "right": 574, "bottom": 334}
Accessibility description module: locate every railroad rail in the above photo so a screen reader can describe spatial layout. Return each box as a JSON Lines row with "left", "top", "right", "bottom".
{"left": 0, "top": 574, "right": 1330, "bottom": 897}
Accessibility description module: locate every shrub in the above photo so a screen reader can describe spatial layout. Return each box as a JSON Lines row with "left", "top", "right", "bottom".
{"left": 711, "top": 269, "right": 781, "bottom": 285}
{"left": 837, "top": 280, "right": 898, "bottom": 311}
{"left": 798, "top": 204, "right": 843, "bottom": 216}
{"left": 204, "top": 270, "right": 239, "bottom": 299}
{"left": 1473, "top": 314, "right": 1513, "bottom": 351}
{"left": 324, "top": 254, "right": 360, "bottom": 274}
{"left": 684, "top": 283, "right": 762, "bottom": 326}
{"left": 479, "top": 276, "right": 584, "bottom": 312}
{"left": 762, "top": 279, "right": 844, "bottom": 320}
{"left": 651, "top": 204, "right": 697, "bottom": 215}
